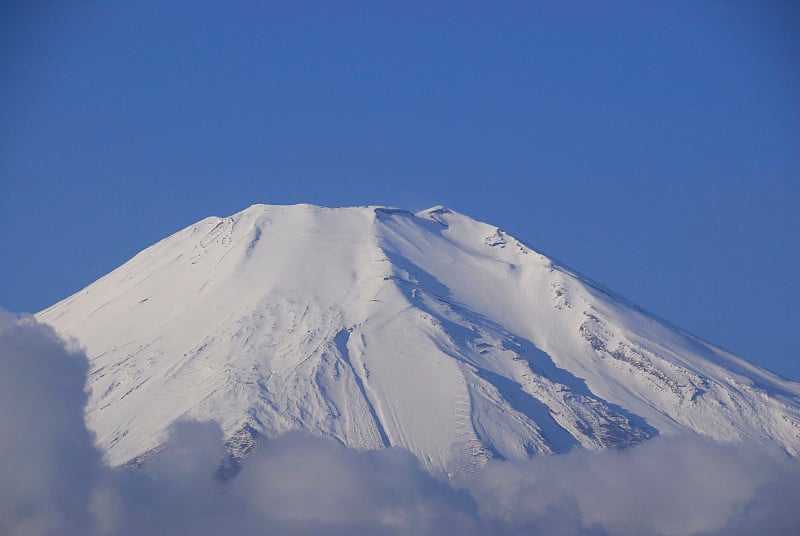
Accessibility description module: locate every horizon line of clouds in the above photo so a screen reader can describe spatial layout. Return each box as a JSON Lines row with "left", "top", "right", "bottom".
{"left": 1, "top": 309, "right": 799, "bottom": 536}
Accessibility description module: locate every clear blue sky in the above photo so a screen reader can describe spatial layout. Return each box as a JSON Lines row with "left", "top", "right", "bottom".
{"left": 1, "top": 1, "right": 798, "bottom": 379}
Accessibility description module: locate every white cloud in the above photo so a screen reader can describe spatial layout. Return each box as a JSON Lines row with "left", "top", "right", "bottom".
{"left": 464, "top": 436, "right": 800, "bottom": 535}
{"left": 0, "top": 311, "right": 101, "bottom": 536}
{"left": 1, "top": 310, "right": 798, "bottom": 536}
{"left": 229, "top": 432, "right": 480, "bottom": 535}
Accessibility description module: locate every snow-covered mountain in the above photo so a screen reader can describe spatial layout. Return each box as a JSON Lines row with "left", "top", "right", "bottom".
{"left": 37, "top": 204, "right": 800, "bottom": 475}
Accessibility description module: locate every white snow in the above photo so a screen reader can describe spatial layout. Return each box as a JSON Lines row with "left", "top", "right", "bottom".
{"left": 37, "top": 203, "right": 800, "bottom": 474}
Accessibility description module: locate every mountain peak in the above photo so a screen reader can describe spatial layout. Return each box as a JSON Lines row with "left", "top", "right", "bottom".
{"left": 418, "top": 204, "right": 452, "bottom": 215}
{"left": 37, "top": 204, "right": 800, "bottom": 472}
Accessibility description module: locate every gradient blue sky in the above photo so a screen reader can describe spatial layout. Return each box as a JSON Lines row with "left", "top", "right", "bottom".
{"left": 1, "top": 1, "right": 798, "bottom": 379}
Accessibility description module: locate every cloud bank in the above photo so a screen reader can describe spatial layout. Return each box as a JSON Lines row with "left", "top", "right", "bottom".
{"left": 1, "top": 310, "right": 799, "bottom": 535}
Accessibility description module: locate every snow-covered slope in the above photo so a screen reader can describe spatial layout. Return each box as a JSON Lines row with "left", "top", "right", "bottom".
{"left": 37, "top": 204, "right": 800, "bottom": 475}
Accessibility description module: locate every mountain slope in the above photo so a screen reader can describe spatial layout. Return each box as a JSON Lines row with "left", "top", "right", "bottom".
{"left": 37, "top": 204, "right": 800, "bottom": 474}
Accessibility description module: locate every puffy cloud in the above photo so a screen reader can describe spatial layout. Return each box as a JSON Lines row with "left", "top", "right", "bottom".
{"left": 87, "top": 425, "right": 478, "bottom": 536}
{"left": 465, "top": 436, "right": 800, "bottom": 536}
{"left": 0, "top": 311, "right": 102, "bottom": 536}
{"left": 88, "top": 421, "right": 236, "bottom": 535}
{"left": 229, "top": 432, "right": 480, "bottom": 535}
{"left": 1, "top": 309, "right": 799, "bottom": 536}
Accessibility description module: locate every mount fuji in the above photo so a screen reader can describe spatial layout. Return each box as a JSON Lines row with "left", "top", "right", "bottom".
{"left": 37, "top": 204, "right": 800, "bottom": 476}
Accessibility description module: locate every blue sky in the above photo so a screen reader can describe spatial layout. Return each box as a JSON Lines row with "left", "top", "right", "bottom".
{"left": 1, "top": 1, "right": 798, "bottom": 379}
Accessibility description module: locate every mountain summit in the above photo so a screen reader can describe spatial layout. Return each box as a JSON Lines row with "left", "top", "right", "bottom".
{"left": 38, "top": 204, "right": 800, "bottom": 475}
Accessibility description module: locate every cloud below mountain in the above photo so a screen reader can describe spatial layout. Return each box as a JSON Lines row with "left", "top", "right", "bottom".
{"left": 2, "top": 310, "right": 799, "bottom": 536}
